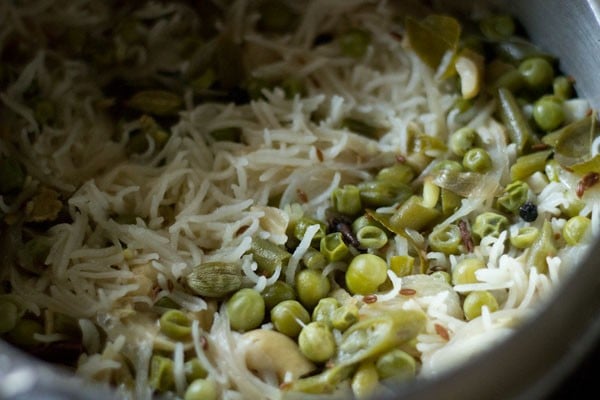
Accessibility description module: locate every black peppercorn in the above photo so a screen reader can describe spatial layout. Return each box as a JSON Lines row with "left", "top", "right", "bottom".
{"left": 519, "top": 201, "right": 538, "bottom": 222}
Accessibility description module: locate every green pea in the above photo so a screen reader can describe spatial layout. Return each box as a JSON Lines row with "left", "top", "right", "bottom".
{"left": 320, "top": 232, "right": 350, "bottom": 262}
{"left": 431, "top": 160, "right": 464, "bottom": 174}
{"left": 518, "top": 57, "right": 554, "bottom": 90}
{"left": 452, "top": 258, "right": 485, "bottom": 285}
{"left": 510, "top": 226, "right": 540, "bottom": 249}
{"left": 331, "top": 303, "right": 359, "bottom": 332}
{"left": 533, "top": 97, "right": 564, "bottom": 131}
{"left": 312, "top": 297, "right": 340, "bottom": 326}
{"left": 296, "top": 269, "right": 331, "bottom": 309}
{"left": 462, "top": 148, "right": 492, "bottom": 173}
{"left": 226, "top": 288, "right": 265, "bottom": 332}
{"left": 338, "top": 28, "right": 371, "bottom": 58}
{"left": 149, "top": 355, "right": 174, "bottom": 392}
{"left": 0, "top": 157, "right": 26, "bottom": 194}
{"left": 375, "top": 164, "right": 415, "bottom": 184}
{"left": 7, "top": 318, "right": 42, "bottom": 348}
{"left": 270, "top": 300, "right": 310, "bottom": 338}
{"left": 184, "top": 378, "right": 218, "bottom": 400}
{"left": 463, "top": 290, "right": 499, "bottom": 320}
{"left": 331, "top": 185, "right": 362, "bottom": 216}
{"left": 428, "top": 224, "right": 462, "bottom": 254}
{"left": 553, "top": 75, "right": 573, "bottom": 100}
{"left": 159, "top": 310, "right": 192, "bottom": 340}
{"left": 479, "top": 14, "right": 515, "bottom": 41}
{"left": 184, "top": 358, "right": 207, "bottom": 382}
{"left": 562, "top": 216, "right": 591, "bottom": 245}
{"left": 0, "top": 299, "right": 19, "bottom": 334}
{"left": 356, "top": 225, "right": 388, "bottom": 250}
{"left": 302, "top": 248, "right": 327, "bottom": 270}
{"left": 262, "top": 281, "right": 296, "bottom": 310}
{"left": 497, "top": 181, "right": 530, "bottom": 214}
{"left": 345, "top": 254, "right": 388, "bottom": 295}
{"left": 375, "top": 349, "right": 416, "bottom": 380}
{"left": 299, "top": 321, "right": 336, "bottom": 363}
{"left": 472, "top": 212, "right": 509, "bottom": 240}
{"left": 351, "top": 361, "right": 379, "bottom": 399}
{"left": 449, "top": 127, "right": 477, "bottom": 157}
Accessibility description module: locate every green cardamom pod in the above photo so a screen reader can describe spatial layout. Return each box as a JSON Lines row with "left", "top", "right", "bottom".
{"left": 185, "top": 262, "right": 242, "bottom": 298}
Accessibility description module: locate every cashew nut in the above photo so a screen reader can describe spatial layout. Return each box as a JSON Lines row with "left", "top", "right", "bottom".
{"left": 252, "top": 205, "right": 289, "bottom": 245}
{"left": 455, "top": 49, "right": 484, "bottom": 100}
{"left": 240, "top": 329, "right": 316, "bottom": 382}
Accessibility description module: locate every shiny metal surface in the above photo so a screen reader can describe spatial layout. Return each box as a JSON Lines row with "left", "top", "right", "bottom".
{"left": 1, "top": 1, "right": 599, "bottom": 399}
{"left": 387, "top": 1, "right": 600, "bottom": 399}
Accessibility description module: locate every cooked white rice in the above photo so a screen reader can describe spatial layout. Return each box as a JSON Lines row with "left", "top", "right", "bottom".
{"left": 0, "top": 1, "right": 598, "bottom": 399}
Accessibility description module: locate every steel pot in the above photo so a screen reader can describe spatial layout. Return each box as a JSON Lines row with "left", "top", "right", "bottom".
{"left": 0, "top": 1, "right": 599, "bottom": 399}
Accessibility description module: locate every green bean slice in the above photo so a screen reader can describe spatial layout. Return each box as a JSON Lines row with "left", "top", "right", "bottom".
{"left": 320, "top": 232, "right": 350, "bottom": 262}
{"left": 525, "top": 219, "right": 556, "bottom": 274}
{"left": 356, "top": 225, "right": 388, "bottom": 250}
{"left": 335, "top": 309, "right": 426, "bottom": 367}
{"left": 428, "top": 224, "right": 462, "bottom": 255}
{"left": 149, "top": 355, "right": 175, "bottom": 392}
{"left": 497, "top": 87, "right": 533, "bottom": 155}
{"left": 159, "top": 310, "right": 192, "bottom": 340}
